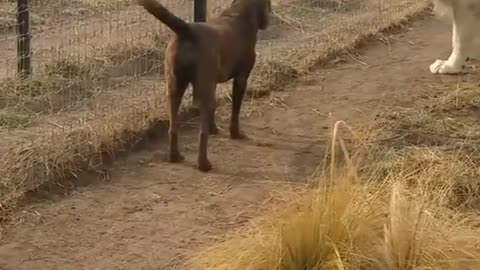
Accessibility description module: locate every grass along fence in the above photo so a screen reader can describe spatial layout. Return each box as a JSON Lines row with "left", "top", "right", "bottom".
{"left": 0, "top": 0, "right": 202, "bottom": 80}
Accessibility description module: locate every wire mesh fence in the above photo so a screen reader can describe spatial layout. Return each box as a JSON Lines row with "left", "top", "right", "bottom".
{"left": 0, "top": 0, "right": 225, "bottom": 80}
{"left": 0, "top": 0, "right": 428, "bottom": 80}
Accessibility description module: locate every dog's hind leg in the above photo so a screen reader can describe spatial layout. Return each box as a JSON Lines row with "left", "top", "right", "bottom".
{"left": 230, "top": 74, "right": 250, "bottom": 140}
{"left": 167, "top": 73, "right": 188, "bottom": 163}
{"left": 208, "top": 108, "right": 219, "bottom": 135}
{"left": 430, "top": 16, "right": 474, "bottom": 74}
{"left": 193, "top": 81, "right": 216, "bottom": 172}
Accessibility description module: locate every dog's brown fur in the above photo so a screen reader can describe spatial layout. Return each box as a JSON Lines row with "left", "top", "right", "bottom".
{"left": 138, "top": 0, "right": 271, "bottom": 172}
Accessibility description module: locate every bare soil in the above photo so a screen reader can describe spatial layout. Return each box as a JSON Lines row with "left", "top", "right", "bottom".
{"left": 0, "top": 18, "right": 469, "bottom": 270}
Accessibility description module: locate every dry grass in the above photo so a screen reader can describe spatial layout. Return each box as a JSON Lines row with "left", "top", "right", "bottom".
{"left": 0, "top": 0, "right": 431, "bottom": 212}
{"left": 0, "top": 1, "right": 16, "bottom": 32}
{"left": 191, "top": 175, "right": 480, "bottom": 270}
{"left": 187, "top": 60, "right": 480, "bottom": 270}
{"left": 0, "top": 40, "right": 164, "bottom": 131}
{"left": 365, "top": 81, "right": 480, "bottom": 211}
{"left": 189, "top": 113, "right": 480, "bottom": 270}
{"left": 3, "top": 1, "right": 479, "bottom": 268}
{"left": 0, "top": 0, "right": 132, "bottom": 32}
{"left": 0, "top": 109, "right": 30, "bottom": 130}
{"left": 0, "top": 75, "right": 94, "bottom": 116}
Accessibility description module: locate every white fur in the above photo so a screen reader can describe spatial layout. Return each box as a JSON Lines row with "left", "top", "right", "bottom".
{"left": 430, "top": 0, "right": 480, "bottom": 74}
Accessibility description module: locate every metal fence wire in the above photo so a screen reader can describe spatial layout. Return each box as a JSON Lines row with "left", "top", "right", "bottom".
{"left": 0, "top": 0, "right": 210, "bottom": 79}
{"left": 4, "top": 0, "right": 208, "bottom": 79}
{"left": 0, "top": 0, "right": 428, "bottom": 81}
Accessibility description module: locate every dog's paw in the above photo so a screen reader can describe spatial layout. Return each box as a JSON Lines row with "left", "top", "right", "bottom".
{"left": 197, "top": 159, "right": 212, "bottom": 172}
{"left": 429, "top": 59, "right": 463, "bottom": 74}
{"left": 168, "top": 152, "right": 185, "bottom": 163}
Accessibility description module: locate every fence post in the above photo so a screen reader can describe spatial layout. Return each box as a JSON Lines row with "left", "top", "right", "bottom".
{"left": 193, "top": 0, "right": 207, "bottom": 22}
{"left": 17, "top": 0, "right": 32, "bottom": 78}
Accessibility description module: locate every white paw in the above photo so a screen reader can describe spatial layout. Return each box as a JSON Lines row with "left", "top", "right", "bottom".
{"left": 429, "top": 59, "right": 463, "bottom": 74}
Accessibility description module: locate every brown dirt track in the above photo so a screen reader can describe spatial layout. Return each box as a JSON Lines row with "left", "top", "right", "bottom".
{"left": 0, "top": 15, "right": 471, "bottom": 269}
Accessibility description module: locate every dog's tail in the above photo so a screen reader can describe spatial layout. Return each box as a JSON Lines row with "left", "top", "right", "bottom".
{"left": 138, "top": 0, "right": 192, "bottom": 38}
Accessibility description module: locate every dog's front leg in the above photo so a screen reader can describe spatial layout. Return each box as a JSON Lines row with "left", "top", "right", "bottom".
{"left": 230, "top": 75, "right": 249, "bottom": 140}
{"left": 430, "top": 17, "right": 472, "bottom": 74}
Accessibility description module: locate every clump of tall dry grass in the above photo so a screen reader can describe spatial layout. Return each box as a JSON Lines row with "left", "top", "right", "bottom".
{"left": 191, "top": 176, "right": 480, "bottom": 269}
{"left": 190, "top": 120, "right": 480, "bottom": 270}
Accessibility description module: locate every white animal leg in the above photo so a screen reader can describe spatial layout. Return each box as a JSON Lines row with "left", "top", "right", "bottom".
{"left": 430, "top": 18, "right": 473, "bottom": 74}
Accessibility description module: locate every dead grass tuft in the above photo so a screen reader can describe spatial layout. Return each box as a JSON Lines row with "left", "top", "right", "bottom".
{"left": 0, "top": 41, "right": 164, "bottom": 119}
{"left": 191, "top": 171, "right": 480, "bottom": 270}
{"left": 0, "top": 74, "right": 94, "bottom": 115}
{"left": 249, "top": 60, "right": 300, "bottom": 98}
{"left": 359, "top": 77, "right": 480, "bottom": 210}
{"left": 44, "top": 59, "right": 97, "bottom": 79}
{"left": 0, "top": 110, "right": 31, "bottom": 130}
{"left": 45, "top": 42, "right": 165, "bottom": 78}
{"left": 189, "top": 66, "right": 480, "bottom": 269}
{"left": 190, "top": 116, "right": 480, "bottom": 270}
{"left": 0, "top": 96, "right": 172, "bottom": 208}
{"left": 361, "top": 145, "right": 480, "bottom": 210}
{"left": 190, "top": 180, "right": 382, "bottom": 270}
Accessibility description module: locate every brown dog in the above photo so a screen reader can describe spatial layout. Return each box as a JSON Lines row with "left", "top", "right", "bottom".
{"left": 138, "top": 0, "right": 271, "bottom": 172}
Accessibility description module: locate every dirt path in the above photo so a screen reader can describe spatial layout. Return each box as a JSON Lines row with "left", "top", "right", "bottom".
{"left": 0, "top": 18, "right": 459, "bottom": 270}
